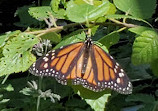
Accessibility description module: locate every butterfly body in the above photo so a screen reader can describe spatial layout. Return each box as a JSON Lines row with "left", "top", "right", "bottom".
{"left": 29, "top": 37, "right": 132, "bottom": 94}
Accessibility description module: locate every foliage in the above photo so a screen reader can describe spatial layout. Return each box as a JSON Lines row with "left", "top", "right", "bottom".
{"left": 0, "top": 0, "right": 158, "bottom": 111}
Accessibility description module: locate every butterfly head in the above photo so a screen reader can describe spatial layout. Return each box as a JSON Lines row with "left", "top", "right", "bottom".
{"left": 84, "top": 37, "right": 93, "bottom": 48}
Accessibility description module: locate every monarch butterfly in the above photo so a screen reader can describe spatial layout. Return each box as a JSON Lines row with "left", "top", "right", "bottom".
{"left": 29, "top": 37, "right": 132, "bottom": 94}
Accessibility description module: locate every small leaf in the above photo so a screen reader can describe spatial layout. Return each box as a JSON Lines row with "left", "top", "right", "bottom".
{"left": 132, "top": 30, "right": 158, "bottom": 65}
{"left": 85, "top": 94, "right": 111, "bottom": 111}
{"left": 98, "top": 31, "right": 120, "bottom": 49}
{"left": 66, "top": 0, "right": 110, "bottom": 23}
{"left": 29, "top": 6, "right": 52, "bottom": 21}
{"left": 113, "top": 0, "right": 156, "bottom": 19}
{"left": 20, "top": 87, "right": 35, "bottom": 96}
{"left": 0, "top": 33, "right": 39, "bottom": 76}
{"left": 40, "top": 32, "right": 61, "bottom": 44}
{"left": 3, "top": 84, "right": 14, "bottom": 92}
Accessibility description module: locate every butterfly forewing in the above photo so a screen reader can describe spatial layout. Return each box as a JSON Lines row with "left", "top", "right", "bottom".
{"left": 29, "top": 39, "right": 132, "bottom": 94}
{"left": 29, "top": 42, "right": 85, "bottom": 85}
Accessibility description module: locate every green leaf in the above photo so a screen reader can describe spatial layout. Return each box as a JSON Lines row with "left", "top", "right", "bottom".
{"left": 65, "top": 98, "right": 87, "bottom": 108}
{"left": 138, "top": 103, "right": 156, "bottom": 111}
{"left": 54, "top": 32, "right": 86, "bottom": 49}
{"left": 113, "top": 0, "right": 156, "bottom": 19}
{"left": 50, "top": 0, "right": 66, "bottom": 19}
{"left": 72, "top": 85, "right": 111, "bottom": 111}
{"left": 85, "top": 94, "right": 111, "bottom": 111}
{"left": 66, "top": 0, "right": 110, "bottom": 23}
{"left": 28, "top": 6, "right": 52, "bottom": 21}
{"left": 0, "top": 30, "right": 21, "bottom": 48}
{"left": 98, "top": 31, "right": 120, "bottom": 49}
{"left": 0, "top": 33, "right": 39, "bottom": 76}
{"left": 105, "top": 14, "right": 152, "bottom": 27}
{"left": 106, "top": 3, "right": 116, "bottom": 15}
{"left": 132, "top": 30, "right": 158, "bottom": 65}
{"left": 3, "top": 84, "right": 14, "bottom": 92}
{"left": 0, "top": 99, "right": 10, "bottom": 104}
{"left": 151, "top": 59, "right": 158, "bottom": 77}
{"left": 95, "top": 3, "right": 116, "bottom": 23}
{"left": 40, "top": 32, "right": 61, "bottom": 44}
{"left": 94, "top": 41, "right": 109, "bottom": 53}
{"left": 14, "top": 5, "right": 39, "bottom": 27}
{"left": 52, "top": 9, "right": 66, "bottom": 19}
{"left": 126, "top": 94, "right": 155, "bottom": 103}
{"left": 129, "top": 26, "right": 154, "bottom": 35}
{"left": 20, "top": 87, "right": 34, "bottom": 96}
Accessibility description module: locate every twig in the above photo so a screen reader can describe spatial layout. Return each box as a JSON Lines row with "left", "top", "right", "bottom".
{"left": 109, "top": 19, "right": 138, "bottom": 28}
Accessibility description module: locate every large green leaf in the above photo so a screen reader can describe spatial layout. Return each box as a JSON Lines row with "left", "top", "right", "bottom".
{"left": 132, "top": 30, "right": 158, "bottom": 65}
{"left": 113, "top": 0, "right": 156, "bottom": 19}
{"left": 0, "top": 33, "right": 39, "bottom": 76}
{"left": 66, "top": 0, "right": 110, "bottom": 23}
{"left": 28, "top": 6, "right": 52, "bottom": 21}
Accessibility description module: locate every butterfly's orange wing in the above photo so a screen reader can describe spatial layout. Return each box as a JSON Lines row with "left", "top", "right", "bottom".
{"left": 29, "top": 42, "right": 85, "bottom": 85}
{"left": 79, "top": 44, "right": 132, "bottom": 94}
{"left": 29, "top": 42, "right": 132, "bottom": 94}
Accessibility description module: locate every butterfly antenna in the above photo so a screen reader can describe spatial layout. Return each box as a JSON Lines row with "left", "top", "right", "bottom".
{"left": 79, "top": 23, "right": 91, "bottom": 40}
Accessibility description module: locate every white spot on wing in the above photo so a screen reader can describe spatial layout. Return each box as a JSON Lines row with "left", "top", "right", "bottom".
{"left": 43, "top": 63, "right": 48, "bottom": 68}
{"left": 116, "top": 78, "right": 120, "bottom": 84}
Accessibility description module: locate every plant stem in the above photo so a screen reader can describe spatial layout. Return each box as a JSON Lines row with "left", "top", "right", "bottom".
{"left": 36, "top": 77, "right": 43, "bottom": 111}
{"left": 109, "top": 19, "right": 138, "bottom": 28}
{"left": 26, "top": 19, "right": 138, "bottom": 37}
{"left": 37, "top": 96, "right": 41, "bottom": 111}
{"left": 1, "top": 75, "right": 9, "bottom": 84}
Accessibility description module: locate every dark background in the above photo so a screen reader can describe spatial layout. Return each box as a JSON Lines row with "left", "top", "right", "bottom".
{"left": 0, "top": 0, "right": 37, "bottom": 33}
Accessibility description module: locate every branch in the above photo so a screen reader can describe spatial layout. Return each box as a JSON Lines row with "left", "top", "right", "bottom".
{"left": 109, "top": 19, "right": 138, "bottom": 28}
{"left": 26, "top": 19, "right": 138, "bottom": 37}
